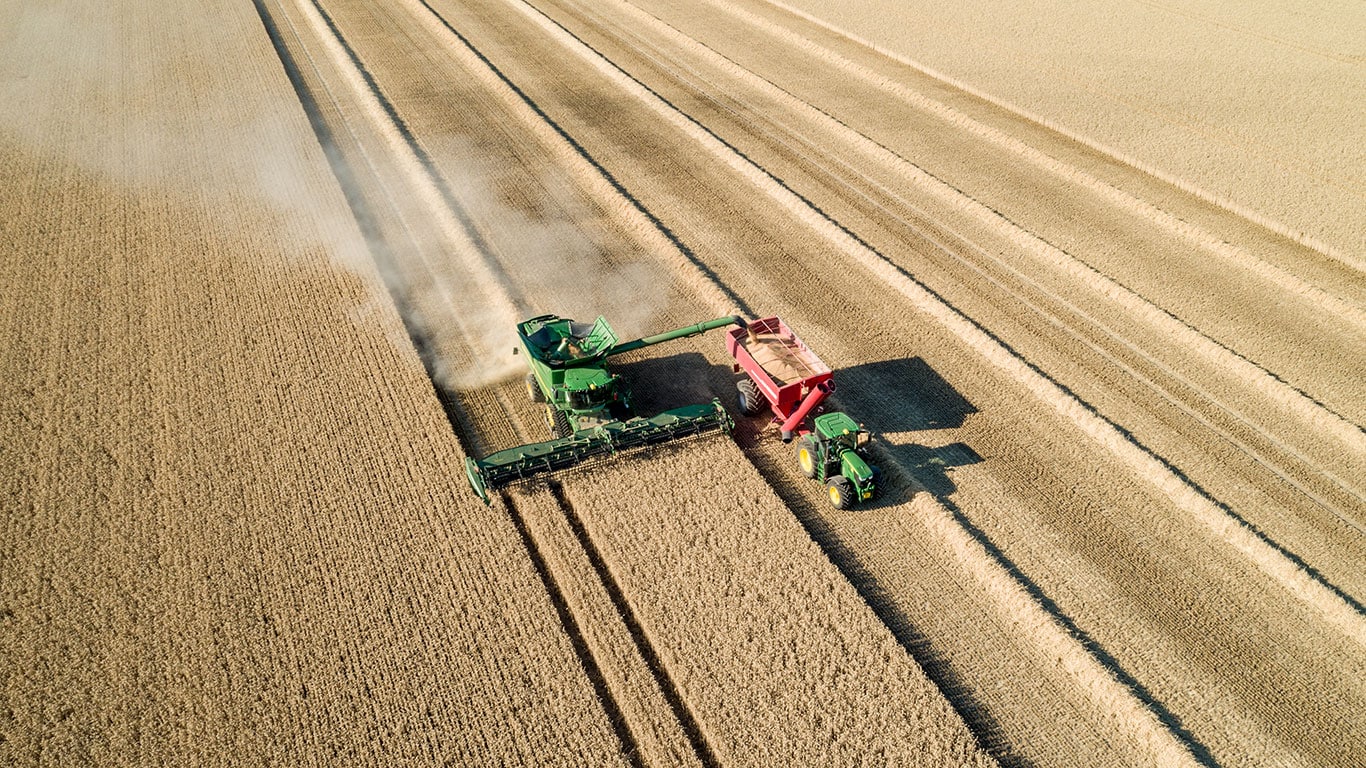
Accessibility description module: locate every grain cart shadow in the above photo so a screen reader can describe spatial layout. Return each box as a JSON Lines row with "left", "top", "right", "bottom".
{"left": 840, "top": 356, "right": 978, "bottom": 432}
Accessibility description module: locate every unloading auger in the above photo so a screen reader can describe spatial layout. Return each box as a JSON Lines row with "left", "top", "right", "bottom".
{"left": 464, "top": 313, "right": 745, "bottom": 503}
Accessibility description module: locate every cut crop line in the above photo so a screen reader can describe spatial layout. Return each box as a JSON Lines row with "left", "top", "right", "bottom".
{"left": 502, "top": 491, "right": 650, "bottom": 768}
{"left": 500, "top": 0, "right": 1366, "bottom": 645}
{"left": 614, "top": 0, "right": 1366, "bottom": 453}
{"left": 405, "top": 0, "right": 749, "bottom": 321}
{"left": 258, "top": 4, "right": 659, "bottom": 762}
{"left": 255, "top": 0, "right": 489, "bottom": 454}
{"left": 565, "top": 0, "right": 1366, "bottom": 527}
{"left": 744, "top": 0, "right": 1366, "bottom": 273}
{"left": 548, "top": 480, "right": 722, "bottom": 768}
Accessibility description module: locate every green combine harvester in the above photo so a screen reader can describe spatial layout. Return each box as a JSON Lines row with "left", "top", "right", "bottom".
{"left": 465, "top": 313, "right": 745, "bottom": 503}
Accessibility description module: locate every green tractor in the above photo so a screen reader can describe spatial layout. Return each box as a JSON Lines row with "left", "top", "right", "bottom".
{"left": 794, "top": 412, "right": 879, "bottom": 509}
{"left": 465, "top": 313, "right": 744, "bottom": 503}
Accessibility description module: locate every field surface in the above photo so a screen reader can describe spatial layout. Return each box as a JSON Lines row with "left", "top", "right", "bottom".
{"left": 3, "top": 0, "right": 1362, "bottom": 766}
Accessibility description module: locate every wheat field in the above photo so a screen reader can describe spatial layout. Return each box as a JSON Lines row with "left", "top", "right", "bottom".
{"left": 4, "top": 0, "right": 1362, "bottom": 765}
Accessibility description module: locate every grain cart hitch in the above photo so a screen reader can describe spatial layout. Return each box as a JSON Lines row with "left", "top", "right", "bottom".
{"left": 465, "top": 314, "right": 744, "bottom": 504}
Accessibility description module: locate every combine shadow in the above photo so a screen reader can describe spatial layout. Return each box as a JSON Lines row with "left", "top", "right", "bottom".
{"left": 611, "top": 351, "right": 737, "bottom": 416}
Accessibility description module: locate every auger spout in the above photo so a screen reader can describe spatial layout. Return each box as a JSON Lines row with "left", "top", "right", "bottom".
{"left": 606, "top": 315, "right": 744, "bottom": 357}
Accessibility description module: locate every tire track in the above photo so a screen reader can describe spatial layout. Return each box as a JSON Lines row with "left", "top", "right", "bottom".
{"left": 283, "top": 0, "right": 528, "bottom": 388}
{"left": 502, "top": 489, "right": 649, "bottom": 768}
{"left": 547, "top": 480, "right": 722, "bottom": 768}
{"left": 263, "top": 1, "right": 1355, "bottom": 759}
{"left": 557, "top": 0, "right": 1366, "bottom": 534}
{"left": 751, "top": 0, "right": 1366, "bottom": 272}
{"left": 694, "top": 0, "right": 1366, "bottom": 307}
{"left": 497, "top": 0, "right": 1366, "bottom": 643}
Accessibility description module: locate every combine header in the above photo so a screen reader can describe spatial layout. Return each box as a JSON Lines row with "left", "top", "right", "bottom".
{"left": 465, "top": 313, "right": 744, "bottom": 503}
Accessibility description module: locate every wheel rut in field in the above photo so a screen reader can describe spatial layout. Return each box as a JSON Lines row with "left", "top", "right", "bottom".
{"left": 749, "top": 0, "right": 1365, "bottom": 269}
{"left": 411, "top": 0, "right": 753, "bottom": 320}
{"left": 686, "top": 0, "right": 1366, "bottom": 320}
{"left": 541, "top": 0, "right": 1366, "bottom": 523}
{"left": 411, "top": 1, "right": 1206, "bottom": 762}
{"left": 546, "top": 479, "right": 722, "bottom": 768}
{"left": 415, "top": 1, "right": 1366, "bottom": 759}
{"left": 258, "top": 0, "right": 1366, "bottom": 763}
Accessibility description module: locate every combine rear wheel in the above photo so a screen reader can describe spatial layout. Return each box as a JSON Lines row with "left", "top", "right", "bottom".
{"left": 544, "top": 405, "right": 573, "bottom": 438}
{"left": 826, "top": 476, "right": 854, "bottom": 509}
{"left": 525, "top": 374, "right": 544, "bottom": 403}
{"left": 736, "top": 379, "right": 765, "bottom": 416}
{"left": 795, "top": 436, "right": 818, "bottom": 478}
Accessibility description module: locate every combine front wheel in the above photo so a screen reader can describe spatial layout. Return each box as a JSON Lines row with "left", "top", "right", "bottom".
{"left": 526, "top": 374, "right": 544, "bottom": 403}
{"left": 545, "top": 405, "right": 573, "bottom": 438}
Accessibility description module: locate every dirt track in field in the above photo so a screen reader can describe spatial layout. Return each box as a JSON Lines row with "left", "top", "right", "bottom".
{"left": 4, "top": 0, "right": 1363, "bottom": 766}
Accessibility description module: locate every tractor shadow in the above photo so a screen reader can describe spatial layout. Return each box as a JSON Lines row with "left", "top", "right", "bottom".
{"left": 874, "top": 440, "right": 983, "bottom": 507}
{"left": 836, "top": 357, "right": 981, "bottom": 508}
{"left": 616, "top": 351, "right": 985, "bottom": 509}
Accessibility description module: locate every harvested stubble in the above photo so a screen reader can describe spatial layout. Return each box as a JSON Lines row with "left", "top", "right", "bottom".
{"left": 556, "top": 438, "right": 996, "bottom": 767}
{"left": 0, "top": 0, "right": 630, "bottom": 764}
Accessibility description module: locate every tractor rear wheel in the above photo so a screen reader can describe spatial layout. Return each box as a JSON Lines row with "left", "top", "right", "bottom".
{"left": 736, "top": 379, "right": 765, "bottom": 417}
{"left": 526, "top": 373, "right": 544, "bottom": 403}
{"left": 795, "top": 436, "right": 818, "bottom": 479}
{"left": 826, "top": 476, "right": 854, "bottom": 509}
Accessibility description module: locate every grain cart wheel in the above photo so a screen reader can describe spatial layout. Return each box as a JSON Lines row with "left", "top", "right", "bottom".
{"left": 795, "top": 436, "right": 818, "bottom": 479}
{"left": 525, "top": 373, "right": 544, "bottom": 403}
{"left": 826, "top": 476, "right": 854, "bottom": 509}
{"left": 736, "top": 379, "right": 765, "bottom": 416}
{"left": 545, "top": 404, "right": 573, "bottom": 438}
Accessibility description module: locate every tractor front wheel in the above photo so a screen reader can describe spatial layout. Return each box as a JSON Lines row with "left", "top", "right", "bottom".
{"left": 795, "top": 436, "right": 818, "bottom": 479}
{"left": 736, "top": 379, "right": 765, "bottom": 417}
{"left": 826, "top": 476, "right": 854, "bottom": 509}
{"left": 526, "top": 374, "right": 544, "bottom": 403}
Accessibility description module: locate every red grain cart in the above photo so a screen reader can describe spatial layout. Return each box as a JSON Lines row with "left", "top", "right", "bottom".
{"left": 725, "top": 316, "right": 834, "bottom": 442}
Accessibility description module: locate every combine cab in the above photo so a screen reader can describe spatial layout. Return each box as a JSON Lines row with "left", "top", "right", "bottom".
{"left": 465, "top": 313, "right": 744, "bottom": 503}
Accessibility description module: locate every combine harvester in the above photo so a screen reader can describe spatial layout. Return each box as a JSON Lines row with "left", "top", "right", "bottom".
{"left": 465, "top": 313, "right": 743, "bottom": 503}
{"left": 464, "top": 313, "right": 879, "bottom": 509}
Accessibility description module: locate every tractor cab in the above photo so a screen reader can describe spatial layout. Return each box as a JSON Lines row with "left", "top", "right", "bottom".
{"left": 814, "top": 412, "right": 868, "bottom": 452}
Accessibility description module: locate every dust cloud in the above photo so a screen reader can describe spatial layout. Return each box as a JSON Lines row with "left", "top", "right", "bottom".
{"left": 1, "top": 2, "right": 664, "bottom": 395}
